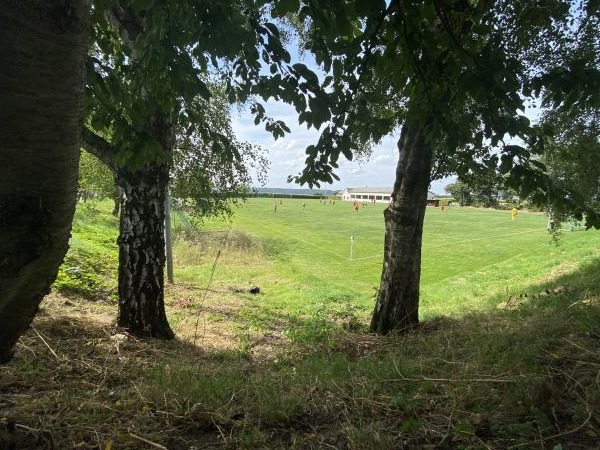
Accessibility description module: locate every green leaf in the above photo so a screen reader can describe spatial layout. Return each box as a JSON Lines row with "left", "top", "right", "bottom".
{"left": 263, "top": 22, "right": 280, "bottom": 38}
{"left": 298, "top": 111, "right": 309, "bottom": 125}
{"left": 308, "top": 96, "right": 331, "bottom": 126}
{"left": 341, "top": 146, "right": 353, "bottom": 161}
{"left": 131, "top": 0, "right": 155, "bottom": 12}
{"left": 332, "top": 59, "right": 343, "bottom": 79}
{"left": 335, "top": 13, "right": 353, "bottom": 38}
{"left": 355, "top": 0, "right": 385, "bottom": 17}
{"left": 278, "top": 121, "right": 291, "bottom": 134}
{"left": 293, "top": 63, "right": 319, "bottom": 86}
{"left": 196, "top": 80, "right": 211, "bottom": 101}
{"left": 89, "top": 112, "right": 108, "bottom": 133}
{"left": 305, "top": 145, "right": 317, "bottom": 158}
{"left": 499, "top": 154, "right": 513, "bottom": 174}
{"left": 272, "top": 0, "right": 300, "bottom": 17}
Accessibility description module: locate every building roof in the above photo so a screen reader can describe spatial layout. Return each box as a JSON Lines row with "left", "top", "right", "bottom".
{"left": 344, "top": 187, "right": 393, "bottom": 194}
{"left": 344, "top": 187, "right": 438, "bottom": 199}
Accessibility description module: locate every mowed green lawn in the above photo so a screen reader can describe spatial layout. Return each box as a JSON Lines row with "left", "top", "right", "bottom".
{"left": 178, "top": 198, "right": 600, "bottom": 321}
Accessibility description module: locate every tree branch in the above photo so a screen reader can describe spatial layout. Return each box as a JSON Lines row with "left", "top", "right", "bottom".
{"left": 82, "top": 127, "right": 118, "bottom": 172}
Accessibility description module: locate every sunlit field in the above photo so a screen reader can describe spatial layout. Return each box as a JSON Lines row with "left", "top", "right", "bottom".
{"left": 178, "top": 197, "right": 600, "bottom": 320}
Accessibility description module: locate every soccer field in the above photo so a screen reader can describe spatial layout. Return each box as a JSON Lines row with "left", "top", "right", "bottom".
{"left": 196, "top": 198, "right": 600, "bottom": 318}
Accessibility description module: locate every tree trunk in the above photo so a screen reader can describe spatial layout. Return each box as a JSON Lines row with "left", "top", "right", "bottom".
{"left": 83, "top": 96, "right": 175, "bottom": 340}
{"left": 0, "top": 1, "right": 88, "bottom": 363}
{"left": 115, "top": 163, "right": 174, "bottom": 339}
{"left": 112, "top": 184, "right": 122, "bottom": 217}
{"left": 370, "top": 119, "right": 434, "bottom": 334}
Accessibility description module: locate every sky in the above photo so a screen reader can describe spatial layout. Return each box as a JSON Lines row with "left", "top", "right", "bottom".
{"left": 227, "top": 11, "right": 546, "bottom": 197}
{"left": 231, "top": 101, "right": 454, "bottom": 195}
{"left": 227, "top": 33, "right": 459, "bottom": 195}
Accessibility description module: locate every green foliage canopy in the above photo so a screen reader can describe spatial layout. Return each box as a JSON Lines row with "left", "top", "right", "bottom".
{"left": 539, "top": 108, "right": 600, "bottom": 225}
{"left": 170, "top": 89, "right": 269, "bottom": 218}
{"left": 86, "top": 0, "right": 322, "bottom": 170}
{"left": 269, "top": 0, "right": 599, "bottom": 227}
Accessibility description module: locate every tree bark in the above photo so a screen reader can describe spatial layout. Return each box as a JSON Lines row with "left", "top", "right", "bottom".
{"left": 115, "top": 163, "right": 174, "bottom": 339}
{"left": 83, "top": 102, "right": 176, "bottom": 340}
{"left": 370, "top": 118, "right": 434, "bottom": 334}
{"left": 112, "top": 185, "right": 122, "bottom": 217}
{"left": 0, "top": 1, "right": 88, "bottom": 362}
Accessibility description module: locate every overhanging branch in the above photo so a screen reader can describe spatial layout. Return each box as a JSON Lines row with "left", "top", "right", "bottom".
{"left": 82, "top": 127, "right": 118, "bottom": 172}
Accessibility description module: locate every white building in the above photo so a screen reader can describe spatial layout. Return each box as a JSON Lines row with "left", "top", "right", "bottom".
{"left": 341, "top": 187, "right": 440, "bottom": 206}
{"left": 341, "top": 187, "right": 392, "bottom": 203}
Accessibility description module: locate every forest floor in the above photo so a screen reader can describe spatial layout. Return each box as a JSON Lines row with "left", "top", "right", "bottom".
{"left": 1, "top": 284, "right": 599, "bottom": 449}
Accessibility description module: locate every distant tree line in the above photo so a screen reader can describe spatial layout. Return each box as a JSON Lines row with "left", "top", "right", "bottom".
{"left": 444, "top": 180, "right": 519, "bottom": 209}
{"left": 248, "top": 192, "right": 333, "bottom": 200}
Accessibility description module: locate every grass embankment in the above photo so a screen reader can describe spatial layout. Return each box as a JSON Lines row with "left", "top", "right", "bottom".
{"left": 1, "top": 198, "right": 599, "bottom": 449}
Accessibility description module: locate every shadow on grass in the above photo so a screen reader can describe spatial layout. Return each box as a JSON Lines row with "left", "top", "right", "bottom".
{"left": 2, "top": 259, "right": 599, "bottom": 449}
{"left": 494, "top": 255, "right": 600, "bottom": 310}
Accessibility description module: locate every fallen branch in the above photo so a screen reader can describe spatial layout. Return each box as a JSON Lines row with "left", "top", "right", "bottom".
{"left": 14, "top": 423, "right": 41, "bottom": 433}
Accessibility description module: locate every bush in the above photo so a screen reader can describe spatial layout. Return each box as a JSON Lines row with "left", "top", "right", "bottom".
{"left": 54, "top": 246, "right": 117, "bottom": 300}
{"left": 52, "top": 200, "right": 118, "bottom": 300}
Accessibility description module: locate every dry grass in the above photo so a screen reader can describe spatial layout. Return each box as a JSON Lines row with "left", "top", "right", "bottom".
{"left": 1, "top": 285, "right": 599, "bottom": 449}
{"left": 0, "top": 284, "right": 301, "bottom": 450}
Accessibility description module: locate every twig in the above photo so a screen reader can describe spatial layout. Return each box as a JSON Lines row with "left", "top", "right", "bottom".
{"left": 14, "top": 423, "right": 41, "bottom": 433}
{"left": 193, "top": 249, "right": 221, "bottom": 346}
{"left": 504, "top": 286, "right": 514, "bottom": 308}
{"left": 383, "top": 375, "right": 519, "bottom": 383}
{"left": 130, "top": 380, "right": 146, "bottom": 402}
{"left": 31, "top": 327, "right": 60, "bottom": 361}
{"left": 212, "top": 418, "right": 227, "bottom": 442}
{"left": 129, "top": 433, "right": 168, "bottom": 449}
{"left": 438, "top": 402, "right": 456, "bottom": 446}
{"left": 391, "top": 357, "right": 403, "bottom": 378}
{"left": 562, "top": 338, "right": 598, "bottom": 357}
{"left": 508, "top": 406, "right": 593, "bottom": 449}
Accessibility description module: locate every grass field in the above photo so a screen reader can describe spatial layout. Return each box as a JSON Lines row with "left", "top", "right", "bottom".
{"left": 177, "top": 198, "right": 600, "bottom": 320}
{"left": 3, "top": 198, "right": 600, "bottom": 449}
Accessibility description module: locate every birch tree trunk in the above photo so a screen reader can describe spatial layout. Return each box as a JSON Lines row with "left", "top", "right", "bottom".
{"left": 115, "top": 163, "right": 174, "bottom": 339}
{"left": 83, "top": 114, "right": 175, "bottom": 339}
{"left": 0, "top": 1, "right": 88, "bottom": 362}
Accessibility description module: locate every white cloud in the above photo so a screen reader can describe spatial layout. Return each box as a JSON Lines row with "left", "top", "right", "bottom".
{"left": 372, "top": 153, "right": 394, "bottom": 164}
{"left": 231, "top": 101, "right": 457, "bottom": 193}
